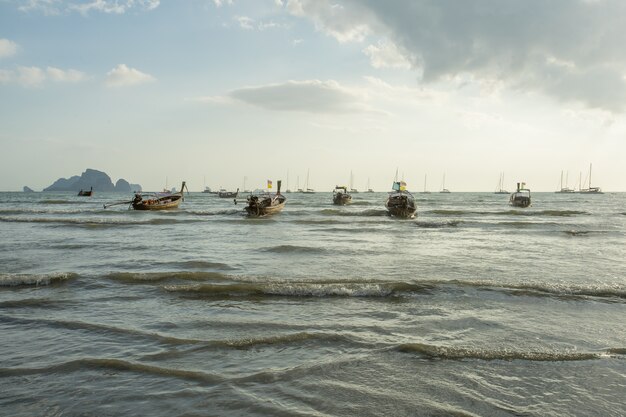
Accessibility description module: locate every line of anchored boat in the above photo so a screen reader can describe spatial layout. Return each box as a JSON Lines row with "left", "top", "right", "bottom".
{"left": 102, "top": 176, "right": 601, "bottom": 217}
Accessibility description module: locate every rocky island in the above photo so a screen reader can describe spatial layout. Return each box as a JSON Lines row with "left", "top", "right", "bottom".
{"left": 43, "top": 169, "right": 141, "bottom": 192}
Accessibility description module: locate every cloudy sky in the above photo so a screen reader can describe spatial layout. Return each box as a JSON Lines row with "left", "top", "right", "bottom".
{"left": 1, "top": 0, "right": 625, "bottom": 191}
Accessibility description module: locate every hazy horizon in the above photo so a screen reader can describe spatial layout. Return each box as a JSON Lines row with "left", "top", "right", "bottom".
{"left": 2, "top": 1, "right": 625, "bottom": 191}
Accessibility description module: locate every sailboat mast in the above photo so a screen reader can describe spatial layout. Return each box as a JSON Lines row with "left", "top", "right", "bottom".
{"left": 424, "top": 174, "right": 427, "bottom": 192}
{"left": 589, "top": 163, "right": 592, "bottom": 188}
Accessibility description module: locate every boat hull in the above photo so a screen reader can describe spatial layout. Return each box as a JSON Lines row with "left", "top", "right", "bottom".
{"left": 244, "top": 195, "right": 286, "bottom": 216}
{"left": 385, "top": 195, "right": 416, "bottom": 218}
{"left": 132, "top": 195, "right": 183, "bottom": 210}
{"left": 333, "top": 194, "right": 352, "bottom": 205}
{"left": 510, "top": 196, "right": 531, "bottom": 208}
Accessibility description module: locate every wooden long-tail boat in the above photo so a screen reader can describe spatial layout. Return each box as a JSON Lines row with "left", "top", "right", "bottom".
{"left": 236, "top": 180, "right": 286, "bottom": 216}
{"left": 78, "top": 187, "right": 93, "bottom": 196}
{"left": 332, "top": 186, "right": 352, "bottom": 205}
{"left": 132, "top": 182, "right": 188, "bottom": 210}
{"left": 103, "top": 182, "right": 188, "bottom": 210}
{"left": 385, "top": 181, "right": 416, "bottom": 218}
{"left": 509, "top": 182, "right": 531, "bottom": 208}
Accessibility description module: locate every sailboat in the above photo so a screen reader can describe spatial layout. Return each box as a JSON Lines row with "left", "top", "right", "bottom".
{"left": 366, "top": 177, "right": 374, "bottom": 193}
{"left": 555, "top": 171, "right": 575, "bottom": 193}
{"left": 439, "top": 173, "right": 451, "bottom": 193}
{"left": 578, "top": 163, "right": 603, "bottom": 194}
{"left": 285, "top": 170, "right": 292, "bottom": 193}
{"left": 242, "top": 176, "right": 251, "bottom": 193}
{"left": 494, "top": 172, "right": 508, "bottom": 194}
{"left": 421, "top": 174, "right": 431, "bottom": 194}
{"left": 302, "top": 169, "right": 315, "bottom": 193}
{"left": 349, "top": 171, "right": 358, "bottom": 193}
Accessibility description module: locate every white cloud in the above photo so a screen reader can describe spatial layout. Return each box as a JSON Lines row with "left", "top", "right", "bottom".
{"left": 235, "top": 16, "right": 255, "bottom": 30}
{"left": 0, "top": 66, "right": 88, "bottom": 86}
{"left": 14, "top": 0, "right": 159, "bottom": 15}
{"left": 105, "top": 64, "right": 155, "bottom": 87}
{"left": 16, "top": 66, "right": 46, "bottom": 87}
{"left": 0, "top": 39, "right": 18, "bottom": 59}
{"left": 205, "top": 79, "right": 380, "bottom": 114}
{"left": 363, "top": 40, "right": 411, "bottom": 69}
{"left": 46, "top": 67, "right": 87, "bottom": 82}
{"left": 286, "top": 0, "right": 626, "bottom": 112}
{"left": 213, "top": 0, "right": 233, "bottom": 7}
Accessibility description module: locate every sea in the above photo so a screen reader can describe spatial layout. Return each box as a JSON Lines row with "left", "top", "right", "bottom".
{"left": 1, "top": 190, "right": 625, "bottom": 416}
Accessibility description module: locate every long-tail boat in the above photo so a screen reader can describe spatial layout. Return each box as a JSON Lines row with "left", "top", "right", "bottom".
{"left": 509, "top": 182, "right": 531, "bottom": 207}
{"left": 385, "top": 181, "right": 416, "bottom": 218}
{"left": 104, "top": 181, "right": 188, "bottom": 210}
{"left": 332, "top": 186, "right": 352, "bottom": 205}
{"left": 236, "top": 180, "right": 286, "bottom": 216}
{"left": 78, "top": 187, "right": 93, "bottom": 196}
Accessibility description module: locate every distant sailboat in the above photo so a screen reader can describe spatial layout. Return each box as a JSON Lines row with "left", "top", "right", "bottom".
{"left": 578, "top": 163, "right": 603, "bottom": 194}
{"left": 439, "top": 173, "right": 451, "bottom": 193}
{"left": 303, "top": 169, "right": 315, "bottom": 193}
{"left": 421, "top": 174, "right": 431, "bottom": 194}
{"left": 555, "top": 170, "right": 574, "bottom": 193}
{"left": 349, "top": 171, "right": 358, "bottom": 193}
{"left": 366, "top": 177, "right": 374, "bottom": 193}
{"left": 285, "top": 170, "right": 292, "bottom": 193}
{"left": 494, "top": 172, "right": 508, "bottom": 194}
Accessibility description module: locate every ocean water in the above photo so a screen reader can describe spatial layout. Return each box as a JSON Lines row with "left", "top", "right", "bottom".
{"left": 1, "top": 191, "right": 625, "bottom": 416}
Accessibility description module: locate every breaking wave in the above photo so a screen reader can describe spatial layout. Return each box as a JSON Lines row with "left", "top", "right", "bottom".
{"left": 164, "top": 281, "right": 433, "bottom": 298}
{"left": 262, "top": 245, "right": 328, "bottom": 254}
{"left": 415, "top": 220, "right": 461, "bottom": 228}
{"left": 0, "top": 358, "right": 222, "bottom": 384}
{"left": 428, "top": 209, "right": 588, "bottom": 217}
{"left": 0, "top": 273, "right": 77, "bottom": 287}
{"left": 395, "top": 342, "right": 621, "bottom": 362}
{"left": 105, "top": 271, "right": 231, "bottom": 284}
{"left": 0, "top": 216, "right": 198, "bottom": 228}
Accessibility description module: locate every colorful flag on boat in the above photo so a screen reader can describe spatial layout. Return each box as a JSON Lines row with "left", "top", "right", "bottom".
{"left": 399, "top": 181, "right": 407, "bottom": 191}
{"left": 267, "top": 180, "right": 272, "bottom": 189}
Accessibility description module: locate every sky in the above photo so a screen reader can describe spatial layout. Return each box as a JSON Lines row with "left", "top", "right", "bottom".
{"left": 1, "top": 0, "right": 625, "bottom": 192}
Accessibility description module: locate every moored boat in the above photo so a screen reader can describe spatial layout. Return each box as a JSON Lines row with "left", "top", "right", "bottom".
{"left": 104, "top": 182, "right": 188, "bottom": 210}
{"left": 509, "top": 182, "right": 531, "bottom": 207}
{"left": 218, "top": 188, "right": 239, "bottom": 198}
{"left": 237, "top": 180, "right": 286, "bottom": 216}
{"left": 385, "top": 181, "right": 416, "bottom": 218}
{"left": 77, "top": 187, "right": 93, "bottom": 197}
{"left": 333, "top": 186, "right": 352, "bottom": 205}
{"left": 578, "top": 163, "right": 603, "bottom": 194}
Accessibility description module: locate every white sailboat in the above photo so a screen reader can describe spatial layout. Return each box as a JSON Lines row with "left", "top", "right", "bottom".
{"left": 421, "top": 174, "right": 431, "bottom": 194}
{"left": 350, "top": 171, "right": 358, "bottom": 193}
{"left": 366, "top": 177, "right": 374, "bottom": 193}
{"left": 555, "top": 170, "right": 574, "bottom": 193}
{"left": 494, "top": 172, "right": 508, "bottom": 194}
{"left": 285, "top": 170, "right": 292, "bottom": 193}
{"left": 439, "top": 173, "right": 451, "bottom": 193}
{"left": 303, "top": 169, "right": 315, "bottom": 193}
{"left": 578, "top": 163, "right": 603, "bottom": 194}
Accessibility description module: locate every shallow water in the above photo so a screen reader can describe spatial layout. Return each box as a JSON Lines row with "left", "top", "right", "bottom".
{"left": 1, "top": 191, "right": 625, "bottom": 416}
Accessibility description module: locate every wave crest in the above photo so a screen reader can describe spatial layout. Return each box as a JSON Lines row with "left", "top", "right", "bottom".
{"left": 0, "top": 273, "right": 77, "bottom": 287}
{"left": 396, "top": 343, "right": 605, "bottom": 362}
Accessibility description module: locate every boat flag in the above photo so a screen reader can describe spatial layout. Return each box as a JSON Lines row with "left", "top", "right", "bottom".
{"left": 399, "top": 181, "right": 407, "bottom": 191}
{"left": 267, "top": 180, "right": 272, "bottom": 189}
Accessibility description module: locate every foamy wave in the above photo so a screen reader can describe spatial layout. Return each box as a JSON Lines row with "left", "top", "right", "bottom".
{"left": 106, "top": 271, "right": 231, "bottom": 284}
{"left": 450, "top": 279, "right": 626, "bottom": 300}
{"left": 396, "top": 343, "right": 614, "bottom": 362}
{"left": 262, "top": 245, "right": 328, "bottom": 254}
{"left": 164, "top": 282, "right": 432, "bottom": 298}
{"left": 0, "top": 358, "right": 222, "bottom": 383}
{"left": 0, "top": 216, "right": 193, "bottom": 228}
{"left": 0, "top": 273, "right": 77, "bottom": 287}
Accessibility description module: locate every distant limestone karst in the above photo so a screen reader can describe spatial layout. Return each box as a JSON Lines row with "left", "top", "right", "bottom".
{"left": 23, "top": 186, "right": 35, "bottom": 193}
{"left": 43, "top": 169, "right": 142, "bottom": 192}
